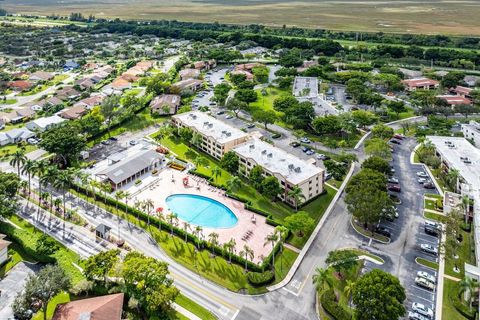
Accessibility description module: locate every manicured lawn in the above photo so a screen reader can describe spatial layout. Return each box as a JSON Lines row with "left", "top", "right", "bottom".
{"left": 346, "top": 248, "right": 384, "bottom": 264}
{"left": 443, "top": 278, "right": 470, "bottom": 320}
{"left": 175, "top": 294, "right": 217, "bottom": 320}
{"left": 424, "top": 211, "right": 447, "bottom": 223}
{"left": 0, "top": 215, "right": 84, "bottom": 284}
{"left": 424, "top": 199, "right": 441, "bottom": 211}
{"left": 250, "top": 87, "right": 288, "bottom": 115}
{"left": 32, "top": 291, "right": 71, "bottom": 320}
{"left": 0, "top": 242, "right": 36, "bottom": 278}
{"left": 0, "top": 144, "right": 37, "bottom": 160}
{"left": 444, "top": 226, "right": 475, "bottom": 278}
{"left": 52, "top": 74, "right": 69, "bottom": 84}
{"left": 415, "top": 257, "right": 439, "bottom": 271}
{"left": 0, "top": 98, "right": 17, "bottom": 105}
{"left": 125, "top": 88, "right": 142, "bottom": 96}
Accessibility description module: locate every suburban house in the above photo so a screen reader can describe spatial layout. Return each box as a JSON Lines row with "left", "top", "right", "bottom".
{"left": 0, "top": 234, "right": 11, "bottom": 266}
{"left": 0, "top": 128, "right": 35, "bottom": 146}
{"left": 452, "top": 86, "right": 474, "bottom": 99}
{"left": 109, "top": 78, "right": 132, "bottom": 91}
{"left": 401, "top": 78, "right": 439, "bottom": 91}
{"left": 59, "top": 105, "right": 88, "bottom": 120}
{"left": 179, "top": 68, "right": 200, "bottom": 80}
{"left": 64, "top": 60, "right": 80, "bottom": 70}
{"left": 234, "top": 138, "right": 324, "bottom": 204}
{"left": 426, "top": 136, "right": 480, "bottom": 288}
{"left": 56, "top": 87, "right": 81, "bottom": 101}
{"left": 29, "top": 71, "right": 54, "bottom": 82}
{"left": 26, "top": 115, "right": 66, "bottom": 132}
{"left": 7, "top": 80, "right": 33, "bottom": 91}
{"left": 52, "top": 293, "right": 124, "bottom": 320}
{"left": 172, "top": 111, "right": 249, "bottom": 159}
{"left": 0, "top": 107, "right": 36, "bottom": 124}
{"left": 436, "top": 95, "right": 472, "bottom": 106}
{"left": 120, "top": 73, "right": 139, "bottom": 83}
{"left": 235, "top": 63, "right": 262, "bottom": 72}
{"left": 231, "top": 70, "right": 254, "bottom": 81}
{"left": 297, "top": 60, "right": 318, "bottom": 72}
{"left": 192, "top": 59, "right": 216, "bottom": 70}
{"left": 150, "top": 94, "right": 181, "bottom": 115}
{"left": 462, "top": 120, "right": 480, "bottom": 147}
{"left": 75, "top": 78, "right": 95, "bottom": 91}
{"left": 96, "top": 149, "right": 165, "bottom": 190}
{"left": 172, "top": 79, "right": 203, "bottom": 93}
{"left": 74, "top": 95, "right": 105, "bottom": 109}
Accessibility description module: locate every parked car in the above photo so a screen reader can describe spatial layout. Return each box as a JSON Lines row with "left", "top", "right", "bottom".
{"left": 423, "top": 182, "right": 436, "bottom": 189}
{"left": 417, "top": 171, "right": 428, "bottom": 178}
{"left": 388, "top": 177, "right": 399, "bottom": 184}
{"left": 425, "top": 220, "right": 442, "bottom": 231}
{"left": 417, "top": 271, "right": 436, "bottom": 284}
{"left": 225, "top": 114, "right": 233, "bottom": 119}
{"left": 302, "top": 146, "right": 309, "bottom": 153}
{"left": 387, "top": 184, "right": 401, "bottom": 192}
{"left": 375, "top": 226, "right": 391, "bottom": 237}
{"left": 394, "top": 134, "right": 405, "bottom": 140}
{"left": 247, "top": 124, "right": 255, "bottom": 129}
{"left": 412, "top": 302, "right": 434, "bottom": 319}
{"left": 415, "top": 277, "right": 436, "bottom": 291}
{"left": 290, "top": 142, "right": 300, "bottom": 148}
{"left": 216, "top": 111, "right": 225, "bottom": 115}
{"left": 108, "top": 137, "right": 118, "bottom": 142}
{"left": 316, "top": 153, "right": 329, "bottom": 160}
{"left": 408, "top": 311, "right": 430, "bottom": 320}
{"left": 425, "top": 226, "right": 439, "bottom": 237}
{"left": 306, "top": 150, "right": 315, "bottom": 156}
{"left": 418, "top": 178, "right": 428, "bottom": 184}
{"left": 390, "top": 168, "right": 396, "bottom": 174}
{"left": 300, "top": 137, "right": 311, "bottom": 143}
{"left": 420, "top": 244, "right": 438, "bottom": 256}
{"left": 101, "top": 140, "right": 111, "bottom": 145}
{"left": 129, "top": 140, "right": 138, "bottom": 146}
{"left": 390, "top": 139, "right": 401, "bottom": 145}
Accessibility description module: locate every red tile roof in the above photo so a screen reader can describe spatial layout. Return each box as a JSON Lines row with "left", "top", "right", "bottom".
{"left": 437, "top": 95, "right": 472, "bottom": 105}
{"left": 52, "top": 293, "right": 124, "bottom": 320}
{"left": 401, "top": 78, "right": 439, "bottom": 88}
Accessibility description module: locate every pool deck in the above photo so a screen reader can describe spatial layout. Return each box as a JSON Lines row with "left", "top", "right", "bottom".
{"left": 128, "top": 168, "right": 276, "bottom": 264}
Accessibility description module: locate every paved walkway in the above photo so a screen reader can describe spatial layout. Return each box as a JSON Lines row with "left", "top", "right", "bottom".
{"left": 444, "top": 274, "right": 461, "bottom": 282}
{"left": 0, "top": 262, "right": 40, "bottom": 319}
{"left": 284, "top": 243, "right": 301, "bottom": 254}
{"left": 173, "top": 303, "right": 202, "bottom": 320}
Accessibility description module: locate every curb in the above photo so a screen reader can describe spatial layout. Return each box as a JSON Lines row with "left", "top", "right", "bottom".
{"left": 267, "top": 162, "right": 355, "bottom": 291}
{"left": 349, "top": 218, "right": 391, "bottom": 244}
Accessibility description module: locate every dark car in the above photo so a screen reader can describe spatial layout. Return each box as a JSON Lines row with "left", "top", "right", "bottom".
{"left": 290, "top": 142, "right": 300, "bottom": 148}
{"left": 108, "top": 137, "right": 118, "bottom": 142}
{"left": 376, "top": 227, "right": 391, "bottom": 238}
{"left": 301, "top": 146, "right": 309, "bottom": 153}
{"left": 387, "top": 184, "right": 401, "bottom": 192}
{"left": 390, "top": 139, "right": 401, "bottom": 145}
{"left": 424, "top": 182, "right": 436, "bottom": 189}
{"left": 425, "top": 226, "right": 439, "bottom": 237}
{"left": 247, "top": 124, "right": 255, "bottom": 129}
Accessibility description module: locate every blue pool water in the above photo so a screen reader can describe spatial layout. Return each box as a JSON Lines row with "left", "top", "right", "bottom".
{"left": 165, "top": 194, "right": 238, "bottom": 228}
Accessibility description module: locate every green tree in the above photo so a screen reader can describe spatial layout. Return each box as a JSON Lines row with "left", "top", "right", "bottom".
{"left": 386, "top": 100, "right": 407, "bottom": 118}
{"left": 312, "top": 115, "right": 341, "bottom": 135}
{"left": 362, "top": 156, "right": 392, "bottom": 176}
{"left": 261, "top": 176, "right": 281, "bottom": 201}
{"left": 21, "top": 159, "right": 36, "bottom": 197}
{"left": 273, "top": 95, "right": 298, "bottom": 112}
{"left": 253, "top": 110, "right": 277, "bottom": 129}
{"left": 264, "top": 231, "right": 279, "bottom": 270}
{"left": 441, "top": 71, "right": 464, "bottom": 89}
{"left": 284, "top": 101, "right": 315, "bottom": 129}
{"left": 178, "top": 127, "right": 193, "bottom": 143}
{"left": 35, "top": 234, "right": 59, "bottom": 255}
{"left": 323, "top": 160, "right": 347, "bottom": 181}
{"left": 211, "top": 166, "right": 222, "bottom": 183}
{"left": 226, "top": 98, "right": 249, "bottom": 117}
{"left": 122, "top": 252, "right": 179, "bottom": 317}
{"left": 351, "top": 109, "right": 377, "bottom": 129}
{"left": 312, "top": 267, "right": 333, "bottom": 291}
{"left": 325, "top": 250, "right": 358, "bottom": 277}
{"left": 83, "top": 249, "right": 120, "bottom": 284}
{"left": 371, "top": 123, "right": 394, "bottom": 140}
{"left": 100, "top": 95, "right": 120, "bottom": 135}
{"left": 346, "top": 168, "right": 387, "bottom": 194}
{"left": 352, "top": 269, "right": 406, "bottom": 320}
{"left": 39, "top": 124, "right": 86, "bottom": 166}
{"left": 220, "top": 151, "right": 239, "bottom": 174}
{"left": 249, "top": 165, "right": 264, "bottom": 191}
{"left": 365, "top": 138, "right": 391, "bottom": 159}
{"left": 226, "top": 176, "right": 242, "bottom": 192}
{"left": 9, "top": 149, "right": 26, "bottom": 176}
{"left": 287, "top": 186, "right": 305, "bottom": 211}
{"left": 213, "top": 83, "right": 231, "bottom": 106}
{"left": 345, "top": 184, "right": 391, "bottom": 230}
{"left": 235, "top": 88, "right": 257, "bottom": 103}
{"left": 284, "top": 211, "right": 314, "bottom": 237}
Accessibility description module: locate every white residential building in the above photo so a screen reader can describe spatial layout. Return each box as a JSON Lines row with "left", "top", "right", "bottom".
{"left": 233, "top": 138, "right": 324, "bottom": 203}
{"left": 171, "top": 111, "right": 249, "bottom": 159}
{"left": 26, "top": 115, "right": 66, "bottom": 132}
{"left": 462, "top": 121, "right": 480, "bottom": 147}
{"left": 0, "top": 128, "right": 35, "bottom": 146}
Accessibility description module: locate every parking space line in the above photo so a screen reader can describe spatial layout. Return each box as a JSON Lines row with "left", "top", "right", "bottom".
{"left": 410, "top": 285, "right": 436, "bottom": 295}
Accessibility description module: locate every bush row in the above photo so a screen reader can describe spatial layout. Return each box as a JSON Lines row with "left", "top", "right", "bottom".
{"left": 320, "top": 289, "right": 352, "bottom": 320}
{"left": 73, "top": 184, "right": 284, "bottom": 272}
{"left": 449, "top": 283, "right": 477, "bottom": 320}
{"left": 247, "top": 270, "right": 275, "bottom": 286}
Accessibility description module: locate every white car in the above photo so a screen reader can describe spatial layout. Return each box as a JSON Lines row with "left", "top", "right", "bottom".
{"left": 412, "top": 302, "right": 434, "bottom": 319}
{"left": 300, "top": 137, "right": 311, "bottom": 143}
{"left": 420, "top": 244, "right": 438, "bottom": 256}
{"left": 417, "top": 271, "right": 436, "bottom": 284}
{"left": 408, "top": 311, "right": 429, "bottom": 320}
{"left": 225, "top": 115, "right": 233, "bottom": 119}
{"left": 417, "top": 178, "right": 428, "bottom": 184}
{"left": 417, "top": 171, "right": 428, "bottom": 178}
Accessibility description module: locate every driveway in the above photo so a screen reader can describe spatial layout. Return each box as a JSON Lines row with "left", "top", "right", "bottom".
{"left": 0, "top": 262, "right": 40, "bottom": 319}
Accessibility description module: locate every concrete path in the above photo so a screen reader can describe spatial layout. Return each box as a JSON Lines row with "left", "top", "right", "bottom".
{"left": 173, "top": 303, "right": 202, "bottom": 320}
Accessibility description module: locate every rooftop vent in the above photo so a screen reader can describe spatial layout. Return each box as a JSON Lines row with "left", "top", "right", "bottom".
{"left": 226, "top": 132, "right": 231, "bottom": 137}
{"left": 288, "top": 164, "right": 295, "bottom": 170}
{"left": 267, "top": 153, "right": 273, "bottom": 158}
{"left": 249, "top": 144, "right": 255, "bottom": 149}
{"left": 203, "top": 121, "right": 209, "bottom": 126}
{"left": 261, "top": 150, "right": 267, "bottom": 155}
{"left": 208, "top": 123, "right": 213, "bottom": 128}
{"left": 294, "top": 167, "right": 301, "bottom": 173}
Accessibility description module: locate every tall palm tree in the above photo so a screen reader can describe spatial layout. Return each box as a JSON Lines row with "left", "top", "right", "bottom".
{"left": 312, "top": 267, "right": 333, "bottom": 291}
{"left": 191, "top": 132, "right": 202, "bottom": 148}
{"left": 122, "top": 191, "right": 131, "bottom": 224}
{"left": 275, "top": 226, "right": 289, "bottom": 272}
{"left": 133, "top": 199, "right": 142, "bottom": 220}
{"left": 194, "top": 225, "right": 203, "bottom": 249}
{"left": 21, "top": 159, "right": 36, "bottom": 198}
{"left": 211, "top": 166, "right": 222, "bottom": 183}
{"left": 461, "top": 195, "right": 471, "bottom": 224}
{"left": 226, "top": 176, "right": 242, "bottom": 193}
{"left": 208, "top": 232, "right": 219, "bottom": 256}
{"left": 240, "top": 244, "right": 254, "bottom": 271}
{"left": 183, "top": 221, "right": 190, "bottom": 242}
{"left": 10, "top": 149, "right": 26, "bottom": 176}
{"left": 19, "top": 181, "right": 28, "bottom": 195}
{"left": 288, "top": 186, "right": 305, "bottom": 212}
{"left": 224, "top": 238, "right": 236, "bottom": 263}
{"left": 167, "top": 213, "right": 178, "bottom": 235}
{"left": 144, "top": 198, "right": 154, "bottom": 228}
{"left": 459, "top": 277, "right": 479, "bottom": 309}
{"left": 53, "top": 170, "right": 72, "bottom": 237}
{"left": 446, "top": 168, "right": 460, "bottom": 191}
{"left": 42, "top": 165, "right": 59, "bottom": 211}
{"left": 344, "top": 279, "right": 355, "bottom": 307}
{"left": 155, "top": 124, "right": 173, "bottom": 144}
{"left": 114, "top": 190, "right": 126, "bottom": 239}
{"left": 264, "top": 231, "right": 279, "bottom": 270}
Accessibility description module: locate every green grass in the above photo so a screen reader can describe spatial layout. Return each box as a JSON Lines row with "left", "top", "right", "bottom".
{"left": 351, "top": 219, "right": 389, "bottom": 243}
{"left": 1, "top": 215, "right": 84, "bottom": 284}
{"left": 125, "top": 88, "right": 142, "bottom": 96}
{"left": 443, "top": 278, "right": 470, "bottom": 320}
{"left": 415, "top": 257, "right": 439, "bottom": 271}
{"left": 424, "top": 199, "right": 441, "bottom": 212}
{"left": 32, "top": 291, "right": 72, "bottom": 320}
{"left": 175, "top": 294, "right": 217, "bottom": 320}
{"left": 424, "top": 211, "right": 447, "bottom": 223}
{"left": 425, "top": 193, "right": 443, "bottom": 200}
{"left": 52, "top": 74, "right": 68, "bottom": 84}
{"left": 0, "top": 242, "right": 37, "bottom": 278}
{"left": 444, "top": 227, "right": 475, "bottom": 278}
{"left": 0, "top": 99, "right": 17, "bottom": 105}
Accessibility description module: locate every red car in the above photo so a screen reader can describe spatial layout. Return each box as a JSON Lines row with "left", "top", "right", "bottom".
{"left": 388, "top": 184, "right": 401, "bottom": 192}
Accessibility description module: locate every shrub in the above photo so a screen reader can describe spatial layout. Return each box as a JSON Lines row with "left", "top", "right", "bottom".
{"left": 449, "top": 283, "right": 477, "bottom": 320}
{"left": 135, "top": 180, "right": 142, "bottom": 185}
{"left": 247, "top": 271, "right": 275, "bottom": 286}
{"left": 436, "top": 199, "right": 443, "bottom": 210}
{"left": 320, "top": 289, "right": 352, "bottom": 320}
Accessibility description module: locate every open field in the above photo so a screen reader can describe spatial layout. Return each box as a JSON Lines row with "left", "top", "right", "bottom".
{"left": 2, "top": 0, "right": 480, "bottom": 35}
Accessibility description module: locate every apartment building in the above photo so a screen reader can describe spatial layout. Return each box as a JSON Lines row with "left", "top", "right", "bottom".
{"left": 171, "top": 111, "right": 249, "bottom": 159}
{"left": 233, "top": 138, "right": 324, "bottom": 204}
{"left": 462, "top": 121, "right": 480, "bottom": 147}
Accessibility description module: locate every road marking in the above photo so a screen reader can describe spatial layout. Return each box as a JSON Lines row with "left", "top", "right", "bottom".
{"left": 282, "top": 286, "right": 299, "bottom": 296}
{"left": 411, "top": 285, "right": 436, "bottom": 295}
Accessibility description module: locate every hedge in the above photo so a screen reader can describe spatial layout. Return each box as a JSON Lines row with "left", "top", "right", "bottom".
{"left": 449, "top": 282, "right": 477, "bottom": 320}
{"left": 320, "top": 289, "right": 352, "bottom": 320}
{"left": 247, "top": 270, "right": 275, "bottom": 286}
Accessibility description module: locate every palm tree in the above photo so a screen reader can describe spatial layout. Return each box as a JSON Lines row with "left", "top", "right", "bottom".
{"left": 53, "top": 170, "right": 72, "bottom": 237}
{"left": 53, "top": 198, "right": 62, "bottom": 211}
{"left": 275, "top": 226, "right": 289, "bottom": 272}
{"left": 114, "top": 191, "right": 124, "bottom": 214}
{"left": 459, "top": 277, "right": 479, "bottom": 309}
{"left": 211, "top": 166, "right": 222, "bottom": 183}
{"left": 288, "top": 186, "right": 305, "bottom": 212}
{"left": 100, "top": 182, "right": 111, "bottom": 203}
{"left": 208, "top": 232, "right": 219, "bottom": 256}
{"left": 10, "top": 149, "right": 26, "bottom": 176}
{"left": 264, "top": 231, "right": 279, "bottom": 271}
{"left": 445, "top": 168, "right": 460, "bottom": 191}
{"left": 156, "top": 208, "right": 164, "bottom": 233}
{"left": 167, "top": 213, "right": 178, "bottom": 236}
{"left": 461, "top": 195, "right": 471, "bottom": 224}
{"left": 223, "top": 238, "right": 236, "bottom": 263}
{"left": 19, "top": 180, "right": 28, "bottom": 195}
{"left": 226, "top": 176, "right": 242, "bottom": 193}
{"left": 143, "top": 199, "right": 154, "bottom": 228}
{"left": 193, "top": 155, "right": 207, "bottom": 169}
{"left": 42, "top": 166, "right": 59, "bottom": 210}
{"left": 21, "top": 159, "right": 36, "bottom": 198}
{"left": 183, "top": 221, "right": 190, "bottom": 242}
{"left": 191, "top": 132, "right": 202, "bottom": 148}
{"left": 312, "top": 267, "right": 333, "bottom": 291}
{"left": 155, "top": 124, "right": 173, "bottom": 144}
{"left": 133, "top": 199, "right": 142, "bottom": 220}
{"left": 239, "top": 244, "right": 254, "bottom": 271}
{"left": 194, "top": 225, "right": 203, "bottom": 249}
{"left": 344, "top": 279, "right": 355, "bottom": 307}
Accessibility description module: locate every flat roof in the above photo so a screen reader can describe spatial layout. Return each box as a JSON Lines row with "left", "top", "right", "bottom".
{"left": 234, "top": 138, "right": 323, "bottom": 185}
{"left": 293, "top": 76, "right": 319, "bottom": 97}
{"left": 173, "top": 111, "right": 248, "bottom": 144}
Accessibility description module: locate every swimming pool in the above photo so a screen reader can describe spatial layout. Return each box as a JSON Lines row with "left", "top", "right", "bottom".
{"left": 165, "top": 194, "right": 238, "bottom": 228}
